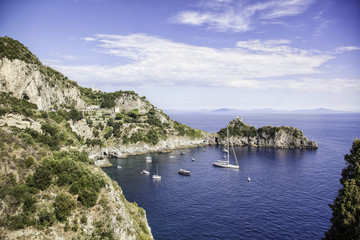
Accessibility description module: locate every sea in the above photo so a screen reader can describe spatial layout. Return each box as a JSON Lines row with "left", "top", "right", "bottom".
{"left": 103, "top": 113, "right": 360, "bottom": 240}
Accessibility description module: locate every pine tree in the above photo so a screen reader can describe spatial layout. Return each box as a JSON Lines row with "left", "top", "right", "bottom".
{"left": 324, "top": 139, "right": 360, "bottom": 239}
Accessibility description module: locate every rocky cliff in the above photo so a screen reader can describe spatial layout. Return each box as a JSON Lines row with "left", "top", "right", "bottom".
{"left": 0, "top": 37, "right": 85, "bottom": 110}
{"left": 216, "top": 117, "right": 318, "bottom": 149}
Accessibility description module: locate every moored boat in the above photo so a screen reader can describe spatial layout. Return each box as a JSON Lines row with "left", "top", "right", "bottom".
{"left": 213, "top": 127, "right": 239, "bottom": 169}
{"left": 141, "top": 169, "right": 150, "bottom": 175}
{"left": 152, "top": 165, "right": 161, "bottom": 179}
{"left": 178, "top": 169, "right": 190, "bottom": 176}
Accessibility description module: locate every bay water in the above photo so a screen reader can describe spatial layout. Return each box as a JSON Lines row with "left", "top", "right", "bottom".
{"left": 103, "top": 113, "right": 360, "bottom": 239}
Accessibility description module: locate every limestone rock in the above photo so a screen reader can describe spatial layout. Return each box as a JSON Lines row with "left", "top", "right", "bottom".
{"left": 0, "top": 113, "right": 42, "bottom": 132}
{"left": 0, "top": 58, "right": 86, "bottom": 110}
{"left": 68, "top": 118, "right": 93, "bottom": 139}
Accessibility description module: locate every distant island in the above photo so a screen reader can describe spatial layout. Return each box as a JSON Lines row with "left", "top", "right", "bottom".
{"left": 0, "top": 36, "right": 317, "bottom": 239}
{"left": 208, "top": 108, "right": 344, "bottom": 114}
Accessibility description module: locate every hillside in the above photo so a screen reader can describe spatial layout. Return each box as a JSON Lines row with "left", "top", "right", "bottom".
{"left": 0, "top": 37, "right": 155, "bottom": 239}
{"left": 0, "top": 37, "right": 214, "bottom": 159}
{"left": 0, "top": 128, "right": 152, "bottom": 239}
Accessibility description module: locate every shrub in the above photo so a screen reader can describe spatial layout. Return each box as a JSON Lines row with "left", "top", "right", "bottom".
{"left": 81, "top": 214, "right": 88, "bottom": 225}
{"left": 37, "top": 202, "right": 56, "bottom": 227}
{"left": 77, "top": 188, "right": 99, "bottom": 208}
{"left": 145, "top": 129, "right": 159, "bottom": 145}
{"left": 24, "top": 156, "right": 35, "bottom": 168}
{"left": 32, "top": 164, "right": 53, "bottom": 190}
{"left": 68, "top": 108, "right": 83, "bottom": 121}
{"left": 54, "top": 192, "right": 76, "bottom": 222}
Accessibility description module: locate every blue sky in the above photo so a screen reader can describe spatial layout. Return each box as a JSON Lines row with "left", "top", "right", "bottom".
{"left": 1, "top": 0, "right": 359, "bottom": 111}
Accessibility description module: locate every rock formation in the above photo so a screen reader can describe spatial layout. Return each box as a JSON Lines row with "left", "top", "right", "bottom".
{"left": 216, "top": 117, "right": 318, "bottom": 149}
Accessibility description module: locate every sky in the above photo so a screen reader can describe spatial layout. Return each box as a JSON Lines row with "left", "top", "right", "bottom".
{"left": 1, "top": 0, "right": 360, "bottom": 111}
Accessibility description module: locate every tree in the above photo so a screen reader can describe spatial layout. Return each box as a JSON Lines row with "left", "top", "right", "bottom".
{"left": 324, "top": 139, "right": 360, "bottom": 239}
{"left": 68, "top": 108, "right": 83, "bottom": 121}
{"left": 54, "top": 192, "right": 76, "bottom": 222}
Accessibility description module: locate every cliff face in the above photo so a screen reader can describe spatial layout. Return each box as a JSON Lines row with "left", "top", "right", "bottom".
{"left": 0, "top": 58, "right": 85, "bottom": 110}
{"left": 216, "top": 117, "right": 318, "bottom": 149}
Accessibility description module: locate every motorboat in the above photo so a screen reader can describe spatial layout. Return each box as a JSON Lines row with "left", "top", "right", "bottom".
{"left": 178, "top": 169, "right": 190, "bottom": 176}
{"left": 141, "top": 169, "right": 149, "bottom": 175}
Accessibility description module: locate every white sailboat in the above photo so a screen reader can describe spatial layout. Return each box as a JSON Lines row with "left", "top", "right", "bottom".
{"left": 145, "top": 154, "right": 152, "bottom": 162}
{"left": 141, "top": 162, "right": 150, "bottom": 175}
{"left": 213, "top": 127, "right": 239, "bottom": 169}
{"left": 152, "top": 165, "right": 161, "bottom": 179}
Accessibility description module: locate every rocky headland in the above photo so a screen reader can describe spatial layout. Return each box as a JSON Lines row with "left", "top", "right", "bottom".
{"left": 216, "top": 117, "right": 318, "bottom": 149}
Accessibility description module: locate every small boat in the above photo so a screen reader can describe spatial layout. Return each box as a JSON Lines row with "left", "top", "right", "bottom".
{"left": 180, "top": 152, "right": 186, "bottom": 155}
{"left": 248, "top": 177, "right": 251, "bottom": 182}
{"left": 145, "top": 155, "right": 152, "bottom": 162}
{"left": 152, "top": 174, "right": 161, "bottom": 179}
{"left": 203, "top": 149, "right": 206, "bottom": 152}
{"left": 178, "top": 169, "right": 190, "bottom": 176}
{"left": 213, "top": 127, "right": 239, "bottom": 169}
{"left": 191, "top": 158, "right": 195, "bottom": 161}
{"left": 141, "top": 169, "right": 150, "bottom": 175}
{"left": 152, "top": 165, "right": 161, "bottom": 180}
{"left": 222, "top": 148, "right": 228, "bottom": 153}
{"left": 142, "top": 162, "right": 150, "bottom": 175}
{"left": 117, "top": 165, "right": 122, "bottom": 169}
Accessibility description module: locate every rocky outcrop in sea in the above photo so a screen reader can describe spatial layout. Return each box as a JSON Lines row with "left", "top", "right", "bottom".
{"left": 215, "top": 117, "right": 318, "bottom": 149}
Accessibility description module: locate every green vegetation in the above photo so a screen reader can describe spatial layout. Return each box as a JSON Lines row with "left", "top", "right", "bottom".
{"left": 0, "top": 129, "right": 107, "bottom": 231}
{"left": 78, "top": 87, "right": 139, "bottom": 108}
{"left": 173, "top": 121, "right": 202, "bottom": 139}
{"left": 218, "top": 118, "right": 303, "bottom": 140}
{"left": 0, "top": 92, "right": 38, "bottom": 116}
{"left": 0, "top": 36, "right": 78, "bottom": 90}
{"left": 218, "top": 119, "right": 257, "bottom": 138}
{"left": 324, "top": 139, "right": 360, "bottom": 240}
{"left": 0, "top": 36, "right": 41, "bottom": 65}
{"left": 54, "top": 192, "right": 76, "bottom": 222}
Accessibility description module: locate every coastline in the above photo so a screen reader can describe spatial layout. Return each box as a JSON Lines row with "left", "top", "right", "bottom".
{"left": 91, "top": 134, "right": 216, "bottom": 167}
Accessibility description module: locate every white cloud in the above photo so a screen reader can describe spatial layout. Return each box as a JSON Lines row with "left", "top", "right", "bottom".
{"left": 84, "top": 37, "right": 97, "bottom": 41}
{"left": 62, "top": 55, "right": 78, "bottom": 61}
{"left": 335, "top": 46, "right": 360, "bottom": 53}
{"left": 171, "top": 0, "right": 315, "bottom": 32}
{"left": 236, "top": 39, "right": 298, "bottom": 53}
{"left": 51, "top": 34, "right": 339, "bottom": 92}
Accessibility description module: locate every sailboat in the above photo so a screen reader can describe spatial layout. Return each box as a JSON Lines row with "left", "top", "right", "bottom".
{"left": 212, "top": 127, "right": 239, "bottom": 169}
{"left": 152, "top": 165, "right": 161, "bottom": 179}
{"left": 141, "top": 162, "right": 150, "bottom": 175}
{"left": 145, "top": 154, "right": 152, "bottom": 162}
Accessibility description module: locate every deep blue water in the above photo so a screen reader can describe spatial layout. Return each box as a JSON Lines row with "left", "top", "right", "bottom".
{"left": 103, "top": 113, "right": 360, "bottom": 240}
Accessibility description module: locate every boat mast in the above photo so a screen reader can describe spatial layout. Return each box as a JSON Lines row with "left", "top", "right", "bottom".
{"left": 227, "top": 127, "right": 230, "bottom": 164}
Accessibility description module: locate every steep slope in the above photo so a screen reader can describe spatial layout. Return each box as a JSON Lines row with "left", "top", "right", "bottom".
{"left": 0, "top": 129, "right": 152, "bottom": 240}
{"left": 0, "top": 37, "right": 85, "bottom": 110}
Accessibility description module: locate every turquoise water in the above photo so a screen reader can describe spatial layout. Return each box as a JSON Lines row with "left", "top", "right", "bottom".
{"left": 103, "top": 113, "right": 360, "bottom": 239}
